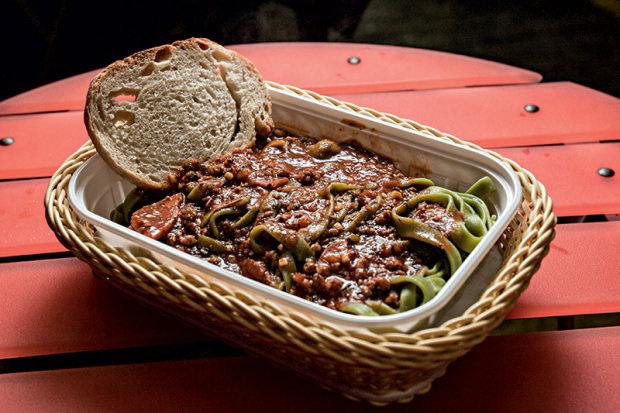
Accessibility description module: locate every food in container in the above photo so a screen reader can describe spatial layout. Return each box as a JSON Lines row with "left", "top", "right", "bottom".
{"left": 68, "top": 85, "right": 522, "bottom": 333}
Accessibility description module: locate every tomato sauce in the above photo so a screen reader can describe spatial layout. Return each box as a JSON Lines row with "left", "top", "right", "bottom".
{"left": 127, "top": 132, "right": 460, "bottom": 312}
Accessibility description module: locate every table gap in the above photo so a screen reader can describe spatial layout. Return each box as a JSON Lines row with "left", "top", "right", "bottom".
{"left": 0, "top": 341, "right": 244, "bottom": 375}
{"left": 0, "top": 109, "right": 73, "bottom": 118}
{"left": 493, "top": 312, "right": 620, "bottom": 336}
{"left": 557, "top": 214, "right": 619, "bottom": 224}
{"left": 0, "top": 251, "right": 73, "bottom": 264}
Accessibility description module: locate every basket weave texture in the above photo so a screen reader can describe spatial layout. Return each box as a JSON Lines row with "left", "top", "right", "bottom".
{"left": 44, "top": 83, "right": 556, "bottom": 405}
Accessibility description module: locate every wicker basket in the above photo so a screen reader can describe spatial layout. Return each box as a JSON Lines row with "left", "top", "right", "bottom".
{"left": 44, "top": 83, "right": 556, "bottom": 405}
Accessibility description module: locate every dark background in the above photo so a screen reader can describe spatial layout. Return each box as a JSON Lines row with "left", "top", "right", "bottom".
{"left": 1, "top": 0, "right": 618, "bottom": 101}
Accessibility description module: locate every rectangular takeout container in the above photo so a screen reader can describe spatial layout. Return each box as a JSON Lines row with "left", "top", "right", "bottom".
{"left": 68, "top": 84, "right": 522, "bottom": 333}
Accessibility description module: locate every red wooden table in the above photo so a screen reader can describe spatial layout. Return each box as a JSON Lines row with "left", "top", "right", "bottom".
{"left": 1, "top": 42, "right": 619, "bottom": 412}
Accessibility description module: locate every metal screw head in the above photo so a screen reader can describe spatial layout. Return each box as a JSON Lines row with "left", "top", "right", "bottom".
{"left": 598, "top": 167, "right": 615, "bottom": 177}
{"left": 524, "top": 104, "right": 539, "bottom": 113}
{"left": 347, "top": 56, "right": 361, "bottom": 65}
{"left": 0, "top": 137, "right": 15, "bottom": 146}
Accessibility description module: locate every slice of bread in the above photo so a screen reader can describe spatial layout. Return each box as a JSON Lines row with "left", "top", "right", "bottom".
{"left": 85, "top": 38, "right": 274, "bottom": 190}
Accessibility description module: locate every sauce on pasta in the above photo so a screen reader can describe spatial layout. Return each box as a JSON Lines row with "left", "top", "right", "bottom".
{"left": 112, "top": 131, "right": 496, "bottom": 316}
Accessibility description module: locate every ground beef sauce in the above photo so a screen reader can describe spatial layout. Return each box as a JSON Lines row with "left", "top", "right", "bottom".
{"left": 128, "top": 131, "right": 461, "bottom": 313}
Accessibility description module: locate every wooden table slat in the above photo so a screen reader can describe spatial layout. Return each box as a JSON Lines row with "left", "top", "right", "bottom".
{"left": 496, "top": 142, "right": 620, "bottom": 217}
{"left": 336, "top": 81, "right": 620, "bottom": 148}
{"left": 0, "top": 111, "right": 89, "bottom": 180}
{"left": 0, "top": 327, "right": 617, "bottom": 412}
{"left": 0, "top": 258, "right": 209, "bottom": 359}
{"left": 507, "top": 221, "right": 620, "bottom": 319}
{"left": 0, "top": 69, "right": 100, "bottom": 116}
{"left": 230, "top": 42, "right": 542, "bottom": 94}
{"left": 0, "top": 178, "right": 65, "bottom": 257}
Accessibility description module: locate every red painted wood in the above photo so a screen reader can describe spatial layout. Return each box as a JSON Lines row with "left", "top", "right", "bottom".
{"left": 0, "top": 327, "right": 617, "bottom": 412}
{"left": 424, "top": 327, "right": 620, "bottom": 413}
{"left": 336, "top": 82, "right": 620, "bottom": 148}
{"left": 0, "top": 69, "right": 100, "bottom": 116}
{"left": 0, "top": 258, "right": 209, "bottom": 359}
{"left": 229, "top": 42, "right": 541, "bottom": 95}
{"left": 0, "top": 178, "right": 65, "bottom": 257}
{"left": 0, "top": 111, "right": 89, "bottom": 180}
{"left": 1, "top": 42, "right": 616, "bottom": 413}
{"left": 496, "top": 142, "right": 620, "bottom": 217}
{"left": 507, "top": 221, "right": 620, "bottom": 319}
{"left": 0, "top": 43, "right": 541, "bottom": 116}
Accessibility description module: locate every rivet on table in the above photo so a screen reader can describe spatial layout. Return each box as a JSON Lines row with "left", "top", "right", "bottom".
{"left": 1, "top": 137, "right": 15, "bottom": 146}
{"left": 347, "top": 56, "right": 361, "bottom": 65}
{"left": 524, "top": 104, "right": 539, "bottom": 113}
{"left": 598, "top": 167, "right": 615, "bottom": 177}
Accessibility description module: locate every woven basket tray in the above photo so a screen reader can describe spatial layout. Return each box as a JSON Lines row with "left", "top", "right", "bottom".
{"left": 44, "top": 82, "right": 556, "bottom": 405}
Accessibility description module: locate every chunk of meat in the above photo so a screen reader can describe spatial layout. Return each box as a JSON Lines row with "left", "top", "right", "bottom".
{"left": 317, "top": 240, "right": 354, "bottom": 276}
{"left": 238, "top": 258, "right": 279, "bottom": 286}
{"left": 248, "top": 177, "right": 290, "bottom": 189}
{"left": 130, "top": 193, "right": 184, "bottom": 239}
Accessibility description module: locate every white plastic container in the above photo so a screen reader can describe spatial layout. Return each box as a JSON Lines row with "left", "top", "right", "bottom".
{"left": 68, "top": 85, "right": 522, "bottom": 333}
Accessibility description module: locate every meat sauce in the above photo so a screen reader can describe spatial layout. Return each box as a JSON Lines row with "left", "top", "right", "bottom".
{"left": 127, "top": 131, "right": 461, "bottom": 313}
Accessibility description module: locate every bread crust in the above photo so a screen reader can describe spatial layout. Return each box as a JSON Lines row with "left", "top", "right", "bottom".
{"left": 84, "top": 38, "right": 274, "bottom": 190}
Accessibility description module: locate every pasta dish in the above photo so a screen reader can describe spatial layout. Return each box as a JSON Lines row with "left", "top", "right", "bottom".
{"left": 111, "top": 131, "right": 496, "bottom": 316}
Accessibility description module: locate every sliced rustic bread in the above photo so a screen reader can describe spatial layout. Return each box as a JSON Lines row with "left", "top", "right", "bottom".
{"left": 84, "top": 38, "right": 274, "bottom": 190}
